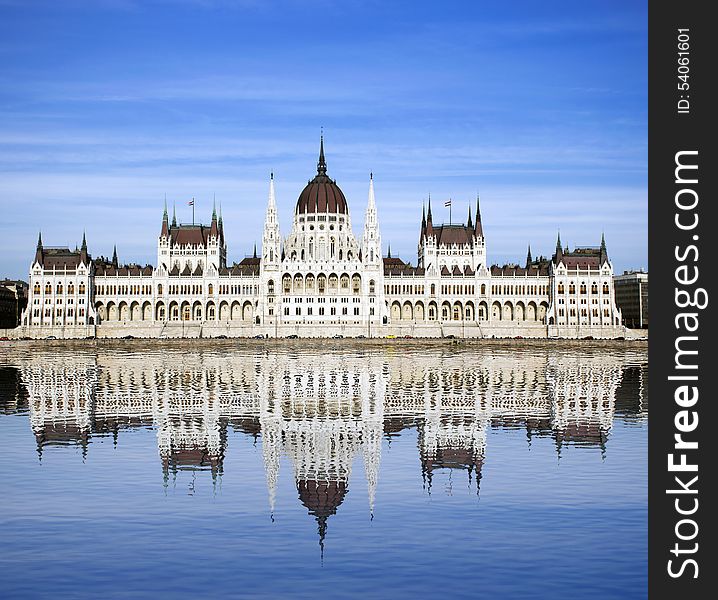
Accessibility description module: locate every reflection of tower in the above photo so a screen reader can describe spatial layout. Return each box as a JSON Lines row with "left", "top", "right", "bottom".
{"left": 546, "top": 354, "right": 621, "bottom": 451}
{"left": 418, "top": 415, "right": 488, "bottom": 495}
{"left": 22, "top": 357, "right": 97, "bottom": 458}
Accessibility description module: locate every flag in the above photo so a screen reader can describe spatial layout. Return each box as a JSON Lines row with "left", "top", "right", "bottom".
{"left": 188, "top": 199, "right": 194, "bottom": 206}
{"left": 444, "top": 199, "right": 452, "bottom": 207}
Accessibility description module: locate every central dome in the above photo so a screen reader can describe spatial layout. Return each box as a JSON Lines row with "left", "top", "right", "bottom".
{"left": 295, "top": 137, "right": 349, "bottom": 215}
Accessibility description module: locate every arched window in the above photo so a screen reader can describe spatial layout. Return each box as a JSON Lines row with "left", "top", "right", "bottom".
{"left": 309, "top": 238, "right": 314, "bottom": 258}
{"left": 558, "top": 282, "right": 565, "bottom": 294}
{"left": 268, "top": 279, "right": 275, "bottom": 294}
{"left": 330, "top": 238, "right": 336, "bottom": 258}
{"left": 481, "top": 284, "right": 486, "bottom": 295}
{"left": 56, "top": 284, "right": 63, "bottom": 294}
{"left": 68, "top": 283, "right": 75, "bottom": 294}
{"left": 339, "top": 249, "right": 343, "bottom": 260}
{"left": 318, "top": 274, "right": 327, "bottom": 293}
{"left": 340, "top": 274, "right": 349, "bottom": 289}
{"left": 283, "top": 274, "right": 291, "bottom": 293}
{"left": 603, "top": 282, "right": 610, "bottom": 294}
{"left": 369, "top": 279, "right": 375, "bottom": 294}
{"left": 208, "top": 284, "right": 214, "bottom": 295}
{"left": 580, "top": 283, "right": 587, "bottom": 294}
{"left": 569, "top": 283, "right": 576, "bottom": 294}
{"left": 430, "top": 284, "right": 436, "bottom": 295}
{"left": 34, "top": 283, "right": 41, "bottom": 295}
{"left": 157, "top": 284, "right": 163, "bottom": 295}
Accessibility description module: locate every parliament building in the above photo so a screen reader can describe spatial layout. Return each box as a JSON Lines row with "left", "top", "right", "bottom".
{"left": 17, "top": 137, "right": 624, "bottom": 338}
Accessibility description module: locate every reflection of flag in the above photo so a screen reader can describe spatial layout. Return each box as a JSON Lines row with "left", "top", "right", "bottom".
{"left": 188, "top": 200, "right": 194, "bottom": 206}
{"left": 444, "top": 199, "right": 451, "bottom": 207}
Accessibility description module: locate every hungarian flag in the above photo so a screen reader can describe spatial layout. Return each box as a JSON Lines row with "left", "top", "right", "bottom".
{"left": 188, "top": 199, "right": 194, "bottom": 206}
{"left": 444, "top": 199, "right": 452, "bottom": 207}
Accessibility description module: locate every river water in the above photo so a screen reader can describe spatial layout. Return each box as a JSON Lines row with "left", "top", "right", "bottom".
{"left": 0, "top": 340, "right": 647, "bottom": 599}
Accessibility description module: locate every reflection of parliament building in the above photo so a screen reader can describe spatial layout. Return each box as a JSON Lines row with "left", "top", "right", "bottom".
{"left": 17, "top": 137, "right": 624, "bottom": 339}
{"left": 4, "top": 345, "right": 646, "bottom": 546}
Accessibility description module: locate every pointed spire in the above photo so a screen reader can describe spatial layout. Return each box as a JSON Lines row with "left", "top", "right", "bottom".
{"left": 112, "top": 245, "right": 118, "bottom": 267}
{"left": 317, "top": 133, "right": 327, "bottom": 176}
{"left": 253, "top": 243, "right": 257, "bottom": 259}
{"left": 474, "top": 193, "right": 483, "bottom": 237}
{"left": 426, "top": 194, "right": 434, "bottom": 236}
{"left": 212, "top": 196, "right": 217, "bottom": 221}
{"left": 555, "top": 231, "right": 563, "bottom": 262}
{"left": 467, "top": 205, "right": 473, "bottom": 230}
{"left": 387, "top": 244, "right": 392, "bottom": 259}
{"left": 421, "top": 202, "right": 426, "bottom": 233}
{"left": 268, "top": 172, "right": 277, "bottom": 210}
{"left": 600, "top": 232, "right": 608, "bottom": 264}
{"left": 171, "top": 203, "right": 177, "bottom": 227}
{"left": 367, "top": 172, "right": 376, "bottom": 209}
{"left": 80, "top": 231, "right": 88, "bottom": 263}
{"left": 161, "top": 198, "right": 170, "bottom": 236}
{"left": 526, "top": 244, "right": 532, "bottom": 268}
{"left": 35, "top": 231, "right": 43, "bottom": 265}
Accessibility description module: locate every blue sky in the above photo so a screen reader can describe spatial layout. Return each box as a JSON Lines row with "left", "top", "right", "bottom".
{"left": 0, "top": 0, "right": 647, "bottom": 279}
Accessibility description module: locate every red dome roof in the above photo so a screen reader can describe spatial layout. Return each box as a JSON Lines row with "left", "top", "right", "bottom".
{"left": 295, "top": 137, "right": 349, "bottom": 215}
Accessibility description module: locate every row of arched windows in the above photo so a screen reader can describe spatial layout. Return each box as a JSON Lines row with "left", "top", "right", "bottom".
{"left": 557, "top": 282, "right": 610, "bottom": 295}
{"left": 279, "top": 273, "right": 363, "bottom": 294}
{"left": 35, "top": 282, "right": 86, "bottom": 295}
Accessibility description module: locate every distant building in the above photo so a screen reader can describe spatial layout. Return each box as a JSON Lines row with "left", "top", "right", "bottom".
{"left": 613, "top": 271, "right": 648, "bottom": 329}
{"left": 0, "top": 279, "right": 28, "bottom": 330}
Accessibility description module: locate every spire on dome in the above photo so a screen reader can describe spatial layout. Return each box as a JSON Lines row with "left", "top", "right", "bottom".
{"left": 317, "top": 133, "right": 327, "bottom": 176}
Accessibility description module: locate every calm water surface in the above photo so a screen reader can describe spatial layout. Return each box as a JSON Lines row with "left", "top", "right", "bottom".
{"left": 0, "top": 340, "right": 647, "bottom": 599}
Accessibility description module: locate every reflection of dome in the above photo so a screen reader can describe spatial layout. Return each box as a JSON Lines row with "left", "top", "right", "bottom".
{"left": 297, "top": 479, "right": 349, "bottom": 555}
{"left": 295, "top": 137, "right": 348, "bottom": 215}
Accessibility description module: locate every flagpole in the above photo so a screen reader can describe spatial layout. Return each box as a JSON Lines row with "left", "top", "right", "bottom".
{"left": 192, "top": 197, "right": 195, "bottom": 226}
{"left": 449, "top": 199, "right": 452, "bottom": 225}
